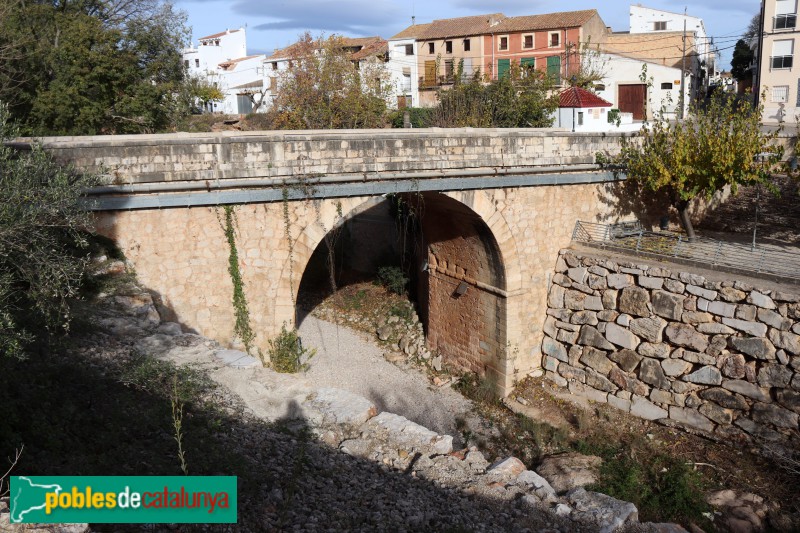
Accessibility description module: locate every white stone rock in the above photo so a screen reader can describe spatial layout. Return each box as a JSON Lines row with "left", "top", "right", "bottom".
{"left": 747, "top": 291, "right": 776, "bottom": 309}
{"left": 722, "top": 318, "right": 768, "bottom": 337}
{"left": 631, "top": 395, "right": 668, "bottom": 420}
{"left": 686, "top": 284, "right": 718, "bottom": 301}
{"left": 605, "top": 322, "right": 641, "bottom": 350}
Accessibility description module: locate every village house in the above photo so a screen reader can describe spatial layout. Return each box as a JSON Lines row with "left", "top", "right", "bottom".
{"left": 182, "top": 28, "right": 266, "bottom": 114}
{"left": 485, "top": 10, "right": 608, "bottom": 83}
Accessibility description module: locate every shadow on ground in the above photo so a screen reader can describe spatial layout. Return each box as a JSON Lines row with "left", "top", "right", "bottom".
{"left": 0, "top": 333, "right": 576, "bottom": 532}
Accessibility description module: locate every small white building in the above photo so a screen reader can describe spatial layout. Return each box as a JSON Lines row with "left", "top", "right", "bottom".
{"left": 595, "top": 52, "right": 690, "bottom": 121}
{"left": 387, "top": 37, "right": 420, "bottom": 108}
{"left": 554, "top": 86, "right": 640, "bottom": 132}
{"left": 183, "top": 28, "right": 266, "bottom": 114}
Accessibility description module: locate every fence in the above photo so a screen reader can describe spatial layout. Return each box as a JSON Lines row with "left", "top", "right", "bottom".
{"left": 572, "top": 221, "right": 800, "bottom": 280}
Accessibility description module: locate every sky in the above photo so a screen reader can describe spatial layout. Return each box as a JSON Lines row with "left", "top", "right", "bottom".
{"left": 174, "top": 0, "right": 761, "bottom": 69}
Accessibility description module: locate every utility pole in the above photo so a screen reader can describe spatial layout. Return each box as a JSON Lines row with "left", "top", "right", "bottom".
{"left": 679, "top": 7, "right": 687, "bottom": 119}
{"left": 754, "top": 0, "right": 766, "bottom": 109}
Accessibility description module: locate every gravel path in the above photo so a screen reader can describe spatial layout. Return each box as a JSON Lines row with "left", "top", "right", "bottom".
{"left": 299, "top": 316, "right": 478, "bottom": 441}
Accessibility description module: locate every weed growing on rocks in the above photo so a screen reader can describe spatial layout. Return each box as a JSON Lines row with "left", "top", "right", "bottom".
{"left": 376, "top": 266, "right": 408, "bottom": 295}
{"left": 268, "top": 323, "right": 316, "bottom": 373}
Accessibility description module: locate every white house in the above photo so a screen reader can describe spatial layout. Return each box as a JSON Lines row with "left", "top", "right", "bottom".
{"left": 387, "top": 23, "right": 430, "bottom": 109}
{"left": 554, "top": 86, "right": 641, "bottom": 132}
{"left": 387, "top": 37, "right": 420, "bottom": 108}
{"left": 183, "top": 28, "right": 266, "bottom": 114}
{"left": 595, "top": 52, "right": 689, "bottom": 121}
{"left": 628, "top": 5, "right": 717, "bottom": 92}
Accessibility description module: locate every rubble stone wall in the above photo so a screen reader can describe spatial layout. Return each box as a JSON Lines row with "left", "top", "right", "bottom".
{"left": 543, "top": 249, "right": 800, "bottom": 444}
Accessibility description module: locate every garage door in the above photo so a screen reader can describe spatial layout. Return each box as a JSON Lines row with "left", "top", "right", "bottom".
{"left": 618, "top": 84, "right": 646, "bottom": 120}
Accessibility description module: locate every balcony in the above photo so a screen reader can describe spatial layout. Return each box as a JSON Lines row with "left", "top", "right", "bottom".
{"left": 771, "top": 55, "right": 794, "bottom": 69}
{"left": 774, "top": 14, "right": 797, "bottom": 30}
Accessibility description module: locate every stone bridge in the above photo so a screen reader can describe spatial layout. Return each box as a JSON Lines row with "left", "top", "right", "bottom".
{"left": 33, "top": 128, "right": 637, "bottom": 395}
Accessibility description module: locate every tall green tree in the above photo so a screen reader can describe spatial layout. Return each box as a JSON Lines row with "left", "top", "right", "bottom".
{"left": 433, "top": 61, "right": 558, "bottom": 128}
{"left": 0, "top": 0, "right": 190, "bottom": 135}
{"left": 731, "top": 39, "right": 755, "bottom": 81}
{"left": 619, "top": 91, "right": 780, "bottom": 239}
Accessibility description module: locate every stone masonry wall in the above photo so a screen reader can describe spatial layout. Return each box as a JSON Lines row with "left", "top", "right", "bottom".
{"left": 29, "top": 128, "right": 628, "bottom": 184}
{"left": 543, "top": 249, "right": 800, "bottom": 445}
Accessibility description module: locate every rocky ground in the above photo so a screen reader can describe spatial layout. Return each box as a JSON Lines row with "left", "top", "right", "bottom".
{"left": 2, "top": 263, "right": 687, "bottom": 533}
{"left": 3, "top": 261, "right": 797, "bottom": 532}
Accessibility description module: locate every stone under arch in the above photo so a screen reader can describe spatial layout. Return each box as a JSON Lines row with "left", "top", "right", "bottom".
{"left": 276, "top": 190, "right": 523, "bottom": 394}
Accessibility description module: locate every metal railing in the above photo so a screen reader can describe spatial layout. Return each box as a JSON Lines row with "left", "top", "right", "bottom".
{"left": 774, "top": 13, "right": 797, "bottom": 30}
{"left": 572, "top": 221, "right": 800, "bottom": 279}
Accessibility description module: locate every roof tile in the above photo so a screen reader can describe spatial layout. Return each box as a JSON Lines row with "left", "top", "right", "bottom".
{"left": 492, "top": 10, "right": 599, "bottom": 33}
{"left": 559, "top": 87, "right": 612, "bottom": 108}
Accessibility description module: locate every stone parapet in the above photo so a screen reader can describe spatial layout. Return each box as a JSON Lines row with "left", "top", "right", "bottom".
{"left": 20, "top": 129, "right": 631, "bottom": 185}
{"left": 543, "top": 249, "right": 800, "bottom": 445}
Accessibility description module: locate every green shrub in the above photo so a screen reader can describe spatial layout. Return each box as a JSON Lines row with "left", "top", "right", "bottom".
{"left": 268, "top": 324, "right": 315, "bottom": 373}
{"left": 376, "top": 266, "right": 408, "bottom": 295}
{"left": 388, "top": 107, "right": 434, "bottom": 128}
{"left": 588, "top": 449, "right": 709, "bottom": 525}
{"left": 0, "top": 104, "right": 100, "bottom": 357}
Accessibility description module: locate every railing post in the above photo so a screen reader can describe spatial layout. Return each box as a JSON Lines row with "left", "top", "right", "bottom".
{"left": 673, "top": 235, "right": 682, "bottom": 257}
{"left": 636, "top": 229, "right": 643, "bottom": 252}
{"left": 757, "top": 249, "right": 766, "bottom": 273}
{"left": 712, "top": 240, "right": 722, "bottom": 265}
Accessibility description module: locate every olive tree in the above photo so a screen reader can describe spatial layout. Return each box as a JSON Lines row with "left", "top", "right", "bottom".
{"left": 0, "top": 106, "right": 99, "bottom": 357}
{"left": 618, "top": 91, "right": 781, "bottom": 239}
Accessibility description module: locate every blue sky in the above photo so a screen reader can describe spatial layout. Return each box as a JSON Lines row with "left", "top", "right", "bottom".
{"left": 174, "top": 0, "right": 760, "bottom": 68}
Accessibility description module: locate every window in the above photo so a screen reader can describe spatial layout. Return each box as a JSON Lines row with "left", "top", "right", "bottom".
{"left": 428, "top": 42, "right": 434, "bottom": 54}
{"left": 654, "top": 21, "right": 667, "bottom": 31}
{"left": 444, "top": 59, "right": 454, "bottom": 81}
{"left": 424, "top": 60, "right": 436, "bottom": 86}
{"left": 184, "top": 59, "right": 189, "bottom": 68}
{"left": 402, "top": 73, "right": 412, "bottom": 92}
{"left": 520, "top": 57, "right": 535, "bottom": 74}
{"left": 523, "top": 34, "right": 533, "bottom": 49}
{"left": 405, "top": 44, "right": 413, "bottom": 55}
{"left": 775, "top": 14, "right": 797, "bottom": 29}
{"left": 497, "top": 58, "right": 510, "bottom": 78}
{"left": 772, "top": 39, "right": 795, "bottom": 69}
{"left": 445, "top": 41, "right": 452, "bottom": 53}
{"left": 271, "top": 62, "right": 278, "bottom": 70}
{"left": 549, "top": 32, "right": 560, "bottom": 47}
{"left": 195, "top": 58, "right": 200, "bottom": 68}
{"left": 776, "top": 0, "right": 798, "bottom": 28}
{"left": 594, "top": 83, "right": 606, "bottom": 91}
{"left": 547, "top": 55, "right": 561, "bottom": 83}
{"left": 463, "top": 39, "right": 471, "bottom": 51}
{"left": 661, "top": 82, "right": 673, "bottom": 89}
{"left": 499, "top": 36, "right": 508, "bottom": 51}
{"left": 772, "top": 85, "right": 790, "bottom": 102}
{"left": 577, "top": 112, "right": 584, "bottom": 126}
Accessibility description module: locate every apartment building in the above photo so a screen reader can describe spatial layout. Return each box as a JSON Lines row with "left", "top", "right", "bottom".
{"left": 757, "top": 0, "right": 800, "bottom": 123}
{"left": 391, "top": 10, "right": 609, "bottom": 108}
{"left": 485, "top": 10, "right": 608, "bottom": 83}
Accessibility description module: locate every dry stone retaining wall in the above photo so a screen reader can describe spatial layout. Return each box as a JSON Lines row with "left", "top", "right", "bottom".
{"left": 542, "top": 249, "right": 800, "bottom": 445}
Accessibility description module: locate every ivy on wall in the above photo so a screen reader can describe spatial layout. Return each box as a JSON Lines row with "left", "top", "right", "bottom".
{"left": 219, "top": 205, "right": 256, "bottom": 353}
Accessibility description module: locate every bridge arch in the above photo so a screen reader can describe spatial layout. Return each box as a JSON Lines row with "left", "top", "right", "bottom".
{"left": 275, "top": 190, "right": 523, "bottom": 391}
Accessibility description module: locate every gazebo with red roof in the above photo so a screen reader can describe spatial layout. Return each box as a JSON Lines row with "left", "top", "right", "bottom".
{"left": 555, "top": 86, "right": 615, "bottom": 131}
